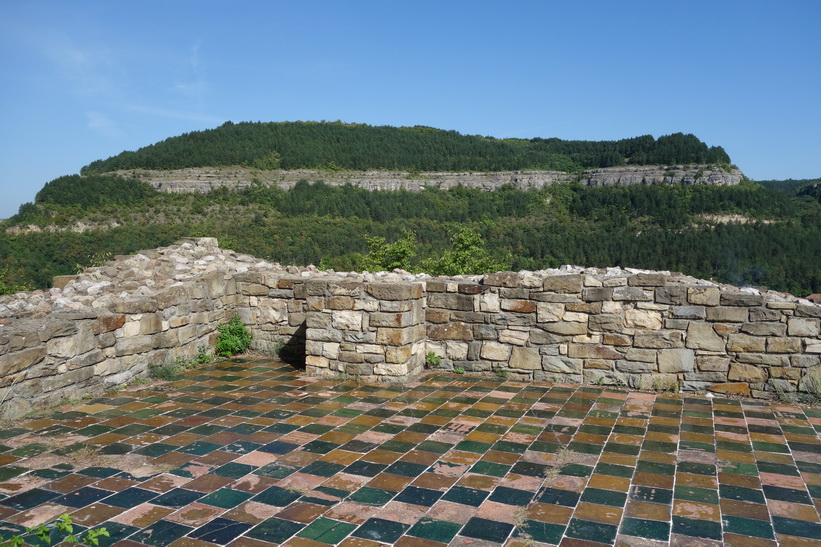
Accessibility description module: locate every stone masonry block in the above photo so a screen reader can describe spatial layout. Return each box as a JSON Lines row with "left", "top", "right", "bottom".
{"left": 721, "top": 292, "right": 765, "bottom": 307}
{"left": 542, "top": 274, "right": 583, "bottom": 293}
{"left": 686, "top": 323, "right": 725, "bottom": 352}
{"left": 634, "top": 331, "right": 684, "bottom": 349}
{"left": 367, "top": 283, "right": 423, "bottom": 301}
{"left": 427, "top": 322, "right": 472, "bottom": 341}
{"left": 788, "top": 318, "right": 820, "bottom": 337}
{"left": 481, "top": 341, "right": 511, "bottom": 361}
{"left": 483, "top": 272, "right": 521, "bottom": 288}
{"left": 582, "top": 288, "right": 613, "bottom": 302}
{"left": 727, "top": 333, "right": 766, "bottom": 353}
{"left": 658, "top": 348, "right": 695, "bottom": 373}
{"left": 688, "top": 287, "right": 720, "bottom": 306}
{"left": 706, "top": 307, "right": 748, "bottom": 323}
{"left": 509, "top": 347, "right": 541, "bottom": 370}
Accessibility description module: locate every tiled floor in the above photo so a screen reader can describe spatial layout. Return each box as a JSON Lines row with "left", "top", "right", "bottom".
{"left": 2, "top": 359, "right": 821, "bottom": 546}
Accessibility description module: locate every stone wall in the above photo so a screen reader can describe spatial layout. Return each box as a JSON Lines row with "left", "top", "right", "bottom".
{"left": 423, "top": 270, "right": 821, "bottom": 399}
{"left": 1, "top": 238, "right": 820, "bottom": 420}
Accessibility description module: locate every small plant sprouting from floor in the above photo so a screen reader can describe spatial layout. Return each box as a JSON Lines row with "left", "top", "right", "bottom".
{"left": 0, "top": 513, "right": 109, "bottom": 546}
{"left": 653, "top": 376, "right": 680, "bottom": 393}
{"left": 493, "top": 363, "right": 509, "bottom": 380}
{"left": 215, "top": 316, "right": 253, "bottom": 357}
{"left": 149, "top": 346, "right": 214, "bottom": 381}
{"left": 543, "top": 446, "right": 577, "bottom": 486}
{"left": 453, "top": 366, "right": 465, "bottom": 375}
{"left": 425, "top": 351, "right": 442, "bottom": 368}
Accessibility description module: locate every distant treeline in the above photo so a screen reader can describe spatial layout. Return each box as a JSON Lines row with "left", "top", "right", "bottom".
{"left": 4, "top": 173, "right": 821, "bottom": 297}
{"left": 81, "top": 121, "right": 732, "bottom": 174}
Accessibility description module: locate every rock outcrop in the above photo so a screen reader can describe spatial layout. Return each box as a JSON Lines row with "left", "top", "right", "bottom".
{"left": 112, "top": 165, "right": 743, "bottom": 194}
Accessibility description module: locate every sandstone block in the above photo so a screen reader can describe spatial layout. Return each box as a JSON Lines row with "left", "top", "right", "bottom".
{"left": 499, "top": 329, "right": 529, "bottom": 346}
{"left": 331, "top": 310, "right": 362, "bottom": 331}
{"left": 721, "top": 292, "right": 764, "bottom": 307}
{"left": 542, "top": 356, "right": 581, "bottom": 373}
{"left": 788, "top": 318, "right": 820, "bottom": 337}
{"left": 749, "top": 307, "right": 781, "bottom": 321}
{"left": 708, "top": 382, "right": 751, "bottom": 397}
{"left": 427, "top": 322, "right": 472, "bottom": 341}
{"left": 797, "top": 304, "right": 821, "bottom": 318}
{"left": 658, "top": 348, "right": 695, "bottom": 373}
{"left": 603, "top": 333, "right": 632, "bottom": 346}
{"left": 542, "top": 274, "right": 583, "bottom": 293}
{"left": 634, "top": 331, "right": 684, "bottom": 349}
{"left": 306, "top": 312, "right": 331, "bottom": 329}
{"left": 374, "top": 363, "right": 409, "bottom": 376}
{"left": 567, "top": 344, "right": 622, "bottom": 360}
{"left": 479, "top": 293, "right": 500, "bottom": 313}
{"left": 115, "top": 335, "right": 154, "bottom": 356}
{"left": 728, "top": 362, "right": 767, "bottom": 383}
{"left": 427, "top": 293, "right": 474, "bottom": 312}
{"left": 625, "top": 348, "right": 656, "bottom": 363}
{"left": 727, "top": 333, "right": 766, "bottom": 353}
{"left": 370, "top": 311, "right": 414, "bottom": 328}
{"left": 615, "top": 360, "right": 655, "bottom": 373}
{"left": 588, "top": 314, "right": 624, "bottom": 332}
{"left": 338, "top": 351, "right": 365, "bottom": 364}
{"left": 386, "top": 345, "right": 413, "bottom": 364}
{"left": 481, "top": 341, "right": 511, "bottom": 361}
{"left": 624, "top": 309, "right": 662, "bottom": 330}
{"left": 671, "top": 306, "right": 706, "bottom": 319}
{"left": 542, "top": 322, "right": 589, "bottom": 336}
{"left": 306, "top": 328, "right": 342, "bottom": 343}
{"left": 509, "top": 347, "right": 540, "bottom": 370}
{"left": 367, "top": 283, "right": 422, "bottom": 301}
{"left": 305, "top": 355, "right": 329, "bottom": 369}
{"left": 328, "top": 296, "right": 354, "bottom": 310}
{"left": 445, "top": 341, "right": 469, "bottom": 360}
{"left": 628, "top": 273, "right": 669, "bottom": 287}
{"left": 686, "top": 323, "right": 725, "bottom": 352}
{"left": 697, "top": 356, "right": 730, "bottom": 372}
{"left": 96, "top": 315, "right": 126, "bottom": 333}
{"left": 537, "top": 302, "right": 564, "bottom": 323}
{"left": 792, "top": 355, "right": 820, "bottom": 368}
{"left": 0, "top": 347, "right": 45, "bottom": 376}
{"left": 140, "top": 312, "right": 164, "bottom": 335}
{"left": 376, "top": 325, "right": 424, "bottom": 346}
{"left": 706, "top": 307, "right": 748, "bottom": 323}
{"left": 501, "top": 299, "right": 536, "bottom": 313}
{"left": 736, "top": 353, "right": 789, "bottom": 366}
{"left": 529, "top": 329, "right": 562, "bottom": 345}
{"left": 482, "top": 272, "right": 521, "bottom": 288}
{"left": 654, "top": 286, "right": 688, "bottom": 305}
{"left": 688, "top": 287, "right": 720, "bottom": 306}
{"left": 741, "top": 322, "right": 786, "bottom": 337}
{"left": 634, "top": 373, "right": 678, "bottom": 391}
{"left": 613, "top": 287, "right": 653, "bottom": 302}
{"left": 767, "top": 337, "right": 801, "bottom": 354}
{"left": 582, "top": 288, "right": 613, "bottom": 302}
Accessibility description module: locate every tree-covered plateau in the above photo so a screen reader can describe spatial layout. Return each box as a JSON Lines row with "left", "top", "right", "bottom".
{"left": 81, "top": 121, "right": 732, "bottom": 174}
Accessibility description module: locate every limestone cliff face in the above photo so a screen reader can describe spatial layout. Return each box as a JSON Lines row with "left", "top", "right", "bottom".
{"left": 112, "top": 165, "right": 744, "bottom": 194}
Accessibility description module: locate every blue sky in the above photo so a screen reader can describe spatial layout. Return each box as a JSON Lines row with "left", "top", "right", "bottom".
{"left": 1, "top": 0, "right": 819, "bottom": 219}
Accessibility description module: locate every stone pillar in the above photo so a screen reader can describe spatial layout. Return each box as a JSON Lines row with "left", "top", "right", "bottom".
{"left": 304, "top": 280, "right": 425, "bottom": 381}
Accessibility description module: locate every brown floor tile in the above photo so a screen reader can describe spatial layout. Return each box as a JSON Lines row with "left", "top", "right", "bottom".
{"left": 717, "top": 471, "right": 761, "bottom": 489}
{"left": 324, "top": 501, "right": 378, "bottom": 525}
{"left": 112, "top": 504, "right": 175, "bottom": 527}
{"left": 401, "top": 450, "right": 441, "bottom": 466}
{"left": 767, "top": 499, "right": 821, "bottom": 522}
{"left": 624, "top": 500, "right": 670, "bottom": 521}
{"left": 366, "top": 472, "right": 414, "bottom": 491}
{"left": 722, "top": 534, "right": 777, "bottom": 547}
{"left": 393, "top": 537, "right": 444, "bottom": 547}
{"left": 674, "top": 472, "right": 716, "bottom": 489}
{"left": 412, "top": 472, "right": 458, "bottom": 491}
{"left": 457, "top": 473, "right": 501, "bottom": 490}
{"left": 45, "top": 474, "right": 98, "bottom": 493}
{"left": 573, "top": 501, "right": 624, "bottom": 525}
{"left": 183, "top": 473, "right": 235, "bottom": 492}
{"left": 672, "top": 499, "right": 720, "bottom": 522}
{"left": 231, "top": 474, "right": 279, "bottom": 494}
{"left": 274, "top": 501, "right": 328, "bottom": 523}
{"left": 631, "top": 471, "right": 674, "bottom": 490}
{"left": 362, "top": 449, "right": 403, "bottom": 465}
{"left": 586, "top": 474, "right": 631, "bottom": 492}
{"left": 720, "top": 498, "right": 771, "bottom": 521}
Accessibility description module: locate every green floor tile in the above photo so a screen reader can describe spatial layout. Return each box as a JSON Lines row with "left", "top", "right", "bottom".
{"left": 407, "top": 517, "right": 461, "bottom": 543}
{"left": 620, "top": 517, "right": 670, "bottom": 541}
{"left": 297, "top": 517, "right": 356, "bottom": 544}
{"left": 723, "top": 515, "right": 774, "bottom": 539}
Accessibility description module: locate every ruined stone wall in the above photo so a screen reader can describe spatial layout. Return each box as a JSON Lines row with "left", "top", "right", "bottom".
{"left": 1, "top": 239, "right": 819, "bottom": 420}
{"left": 424, "top": 270, "right": 821, "bottom": 399}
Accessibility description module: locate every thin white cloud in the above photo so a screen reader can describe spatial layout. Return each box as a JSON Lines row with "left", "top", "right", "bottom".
{"left": 86, "top": 111, "right": 123, "bottom": 137}
{"left": 126, "top": 104, "right": 223, "bottom": 125}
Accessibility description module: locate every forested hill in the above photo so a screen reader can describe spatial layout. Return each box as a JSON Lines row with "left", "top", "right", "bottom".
{"left": 82, "top": 121, "right": 732, "bottom": 174}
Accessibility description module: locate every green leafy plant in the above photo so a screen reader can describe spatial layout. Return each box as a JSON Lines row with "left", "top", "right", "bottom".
{"left": 424, "top": 351, "right": 442, "bottom": 368}
{"left": 453, "top": 366, "right": 465, "bottom": 375}
{"left": 492, "top": 363, "right": 509, "bottom": 380}
{"left": 0, "top": 514, "right": 109, "bottom": 546}
{"left": 215, "top": 316, "right": 253, "bottom": 357}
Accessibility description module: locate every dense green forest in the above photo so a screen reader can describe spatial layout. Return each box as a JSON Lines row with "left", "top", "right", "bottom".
{"left": 3, "top": 172, "right": 821, "bottom": 296}
{"left": 81, "top": 121, "right": 732, "bottom": 174}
